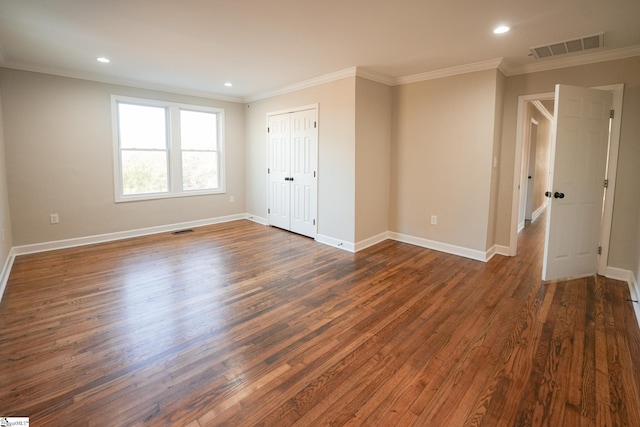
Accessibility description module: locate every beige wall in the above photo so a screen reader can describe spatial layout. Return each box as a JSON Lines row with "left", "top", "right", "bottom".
{"left": 0, "top": 69, "right": 245, "bottom": 246}
{"left": 0, "top": 91, "right": 14, "bottom": 265}
{"left": 496, "top": 56, "right": 640, "bottom": 271}
{"left": 244, "top": 77, "right": 357, "bottom": 243}
{"left": 486, "top": 70, "right": 505, "bottom": 249}
{"left": 390, "top": 69, "right": 498, "bottom": 252}
{"left": 355, "top": 77, "right": 392, "bottom": 242}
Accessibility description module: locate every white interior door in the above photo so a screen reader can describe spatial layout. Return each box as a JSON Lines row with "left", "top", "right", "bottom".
{"left": 542, "top": 85, "right": 612, "bottom": 281}
{"left": 268, "top": 113, "right": 291, "bottom": 231}
{"left": 289, "top": 109, "right": 318, "bottom": 237}
{"left": 267, "top": 108, "right": 318, "bottom": 238}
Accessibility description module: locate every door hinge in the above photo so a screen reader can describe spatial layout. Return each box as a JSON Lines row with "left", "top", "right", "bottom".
{"left": 314, "top": 171, "right": 316, "bottom": 178}
{"left": 268, "top": 208, "right": 270, "bottom": 214}
{"left": 313, "top": 219, "right": 316, "bottom": 225}
{"left": 604, "top": 179, "right": 608, "bottom": 188}
{"left": 314, "top": 121, "right": 317, "bottom": 128}
{"left": 267, "top": 127, "right": 270, "bottom": 133}
{"left": 268, "top": 168, "right": 270, "bottom": 174}
{"left": 598, "top": 246, "right": 602, "bottom": 255}
{"left": 610, "top": 109, "right": 614, "bottom": 119}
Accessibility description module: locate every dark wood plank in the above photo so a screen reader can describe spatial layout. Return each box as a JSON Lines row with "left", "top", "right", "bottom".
{"left": 0, "top": 216, "right": 639, "bottom": 426}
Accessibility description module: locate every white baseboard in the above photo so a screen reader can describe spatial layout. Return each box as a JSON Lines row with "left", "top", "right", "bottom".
{"left": 531, "top": 203, "right": 546, "bottom": 222}
{"left": 604, "top": 266, "right": 640, "bottom": 329}
{"left": 316, "top": 234, "right": 355, "bottom": 253}
{"left": 388, "top": 232, "right": 488, "bottom": 262}
{"left": 246, "top": 214, "right": 268, "bottom": 225}
{"left": 354, "top": 232, "right": 389, "bottom": 252}
{"left": 0, "top": 248, "right": 16, "bottom": 303}
{"left": 493, "top": 245, "right": 511, "bottom": 257}
{"left": 485, "top": 244, "right": 512, "bottom": 261}
{"left": 604, "top": 266, "right": 634, "bottom": 282}
{"left": 12, "top": 213, "right": 248, "bottom": 256}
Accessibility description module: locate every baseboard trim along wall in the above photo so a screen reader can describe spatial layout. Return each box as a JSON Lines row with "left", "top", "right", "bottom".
{"left": 0, "top": 248, "right": 16, "bottom": 303}
{"left": 605, "top": 266, "right": 640, "bottom": 329}
{"left": 0, "top": 213, "right": 250, "bottom": 301}
{"left": 387, "top": 232, "right": 488, "bottom": 262}
{"left": 354, "top": 232, "right": 389, "bottom": 252}
{"left": 12, "top": 214, "right": 248, "bottom": 256}
{"left": 246, "top": 215, "right": 268, "bottom": 226}
{"left": 316, "top": 234, "right": 356, "bottom": 253}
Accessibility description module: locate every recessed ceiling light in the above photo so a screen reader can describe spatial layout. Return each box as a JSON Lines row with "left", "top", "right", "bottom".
{"left": 493, "top": 25, "right": 510, "bottom": 34}
{"left": 224, "top": 82, "right": 233, "bottom": 87}
{"left": 97, "top": 57, "right": 110, "bottom": 63}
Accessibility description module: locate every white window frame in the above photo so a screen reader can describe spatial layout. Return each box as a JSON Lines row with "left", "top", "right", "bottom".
{"left": 111, "top": 95, "right": 225, "bottom": 202}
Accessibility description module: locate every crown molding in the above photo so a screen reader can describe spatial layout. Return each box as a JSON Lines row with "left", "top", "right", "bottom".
{"left": 395, "top": 58, "right": 505, "bottom": 85}
{"left": 355, "top": 67, "right": 396, "bottom": 86}
{"left": 244, "top": 67, "right": 359, "bottom": 103}
{"left": 0, "top": 62, "right": 245, "bottom": 103}
{"left": 502, "top": 45, "right": 640, "bottom": 76}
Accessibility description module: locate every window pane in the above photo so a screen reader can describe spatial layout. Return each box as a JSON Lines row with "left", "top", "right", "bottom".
{"left": 180, "top": 110, "right": 217, "bottom": 150}
{"left": 122, "top": 150, "right": 168, "bottom": 195}
{"left": 118, "top": 103, "right": 167, "bottom": 149}
{"left": 182, "top": 152, "right": 218, "bottom": 191}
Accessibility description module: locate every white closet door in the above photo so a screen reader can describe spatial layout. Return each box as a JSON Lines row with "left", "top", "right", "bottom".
{"left": 267, "top": 113, "right": 291, "bottom": 231}
{"left": 289, "top": 109, "right": 317, "bottom": 238}
{"left": 267, "top": 108, "right": 318, "bottom": 238}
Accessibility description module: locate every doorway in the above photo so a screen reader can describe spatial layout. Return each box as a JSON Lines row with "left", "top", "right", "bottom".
{"left": 509, "top": 84, "right": 624, "bottom": 278}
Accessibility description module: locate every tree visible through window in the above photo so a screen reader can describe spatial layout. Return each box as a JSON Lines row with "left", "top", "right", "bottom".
{"left": 180, "top": 110, "right": 219, "bottom": 191}
{"left": 112, "top": 96, "right": 225, "bottom": 202}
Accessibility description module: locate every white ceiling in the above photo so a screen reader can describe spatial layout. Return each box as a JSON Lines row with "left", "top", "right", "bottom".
{"left": 1, "top": 0, "right": 639, "bottom": 101}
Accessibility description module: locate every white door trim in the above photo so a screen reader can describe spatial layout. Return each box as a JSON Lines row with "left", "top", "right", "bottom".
{"left": 509, "top": 84, "right": 623, "bottom": 277}
{"left": 595, "top": 84, "right": 624, "bottom": 274}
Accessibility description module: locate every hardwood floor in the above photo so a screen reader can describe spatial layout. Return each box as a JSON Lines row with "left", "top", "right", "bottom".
{"left": 1, "top": 217, "right": 639, "bottom": 426}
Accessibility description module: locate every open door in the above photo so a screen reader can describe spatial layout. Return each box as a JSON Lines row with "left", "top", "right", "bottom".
{"left": 542, "top": 85, "right": 612, "bottom": 281}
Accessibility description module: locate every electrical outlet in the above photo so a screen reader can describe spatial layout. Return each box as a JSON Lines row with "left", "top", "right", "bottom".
{"left": 230, "top": 196, "right": 235, "bottom": 203}
{"left": 50, "top": 213, "right": 59, "bottom": 224}
{"left": 431, "top": 215, "right": 437, "bottom": 225}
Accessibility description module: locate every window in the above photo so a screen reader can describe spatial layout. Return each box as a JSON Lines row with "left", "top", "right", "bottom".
{"left": 112, "top": 96, "right": 225, "bottom": 202}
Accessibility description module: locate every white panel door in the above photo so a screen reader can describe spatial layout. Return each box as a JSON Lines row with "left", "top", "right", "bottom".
{"left": 289, "top": 109, "right": 317, "bottom": 238}
{"left": 268, "top": 113, "right": 291, "bottom": 231}
{"left": 267, "top": 108, "right": 318, "bottom": 238}
{"left": 542, "top": 85, "right": 612, "bottom": 281}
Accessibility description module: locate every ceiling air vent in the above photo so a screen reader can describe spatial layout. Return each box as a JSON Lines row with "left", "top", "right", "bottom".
{"left": 529, "top": 33, "right": 604, "bottom": 59}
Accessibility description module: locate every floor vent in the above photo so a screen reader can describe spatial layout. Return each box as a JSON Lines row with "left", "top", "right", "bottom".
{"left": 529, "top": 33, "right": 603, "bottom": 59}
{"left": 172, "top": 229, "right": 194, "bottom": 235}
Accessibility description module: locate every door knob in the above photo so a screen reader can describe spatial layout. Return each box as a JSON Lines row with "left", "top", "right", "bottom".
{"left": 554, "top": 192, "right": 565, "bottom": 199}
{"left": 545, "top": 191, "right": 552, "bottom": 198}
